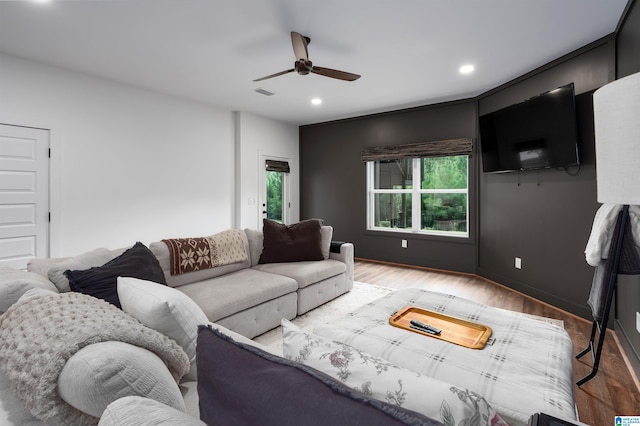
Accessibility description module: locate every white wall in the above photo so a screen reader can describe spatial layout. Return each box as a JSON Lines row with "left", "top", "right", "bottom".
{"left": 0, "top": 53, "right": 236, "bottom": 256}
{"left": 235, "top": 112, "right": 299, "bottom": 229}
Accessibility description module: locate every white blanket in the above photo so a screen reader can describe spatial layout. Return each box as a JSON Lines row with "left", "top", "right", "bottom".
{"left": 313, "top": 288, "right": 576, "bottom": 423}
{"left": 585, "top": 204, "right": 640, "bottom": 266}
{"left": 0, "top": 291, "right": 189, "bottom": 426}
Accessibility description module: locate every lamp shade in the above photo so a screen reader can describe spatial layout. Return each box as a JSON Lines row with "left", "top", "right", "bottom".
{"left": 593, "top": 71, "right": 640, "bottom": 204}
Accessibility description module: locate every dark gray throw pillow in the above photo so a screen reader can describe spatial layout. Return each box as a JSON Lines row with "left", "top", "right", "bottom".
{"left": 258, "top": 218, "right": 324, "bottom": 264}
{"left": 196, "top": 325, "right": 441, "bottom": 426}
{"left": 65, "top": 242, "right": 166, "bottom": 308}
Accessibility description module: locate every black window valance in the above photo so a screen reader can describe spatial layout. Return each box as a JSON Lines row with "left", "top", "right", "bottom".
{"left": 265, "top": 159, "right": 290, "bottom": 173}
{"left": 361, "top": 138, "right": 473, "bottom": 162}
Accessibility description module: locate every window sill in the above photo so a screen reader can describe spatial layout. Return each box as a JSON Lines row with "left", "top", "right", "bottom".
{"left": 366, "top": 227, "right": 470, "bottom": 241}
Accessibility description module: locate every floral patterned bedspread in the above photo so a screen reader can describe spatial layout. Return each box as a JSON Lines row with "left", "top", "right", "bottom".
{"left": 313, "top": 288, "right": 576, "bottom": 423}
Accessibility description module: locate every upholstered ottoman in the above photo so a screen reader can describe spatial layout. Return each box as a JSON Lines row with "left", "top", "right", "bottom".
{"left": 312, "top": 288, "right": 577, "bottom": 425}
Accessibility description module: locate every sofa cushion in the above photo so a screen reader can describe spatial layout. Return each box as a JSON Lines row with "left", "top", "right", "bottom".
{"left": 281, "top": 319, "right": 509, "bottom": 426}
{"left": 44, "top": 247, "right": 115, "bottom": 292}
{"left": 252, "top": 258, "right": 346, "bottom": 289}
{"left": 0, "top": 266, "right": 58, "bottom": 314}
{"left": 58, "top": 341, "right": 186, "bottom": 419}
{"left": 196, "top": 324, "right": 440, "bottom": 426}
{"left": 176, "top": 268, "right": 298, "bottom": 322}
{"left": 258, "top": 219, "right": 324, "bottom": 263}
{"left": 28, "top": 256, "right": 69, "bottom": 279}
{"left": 149, "top": 230, "right": 251, "bottom": 288}
{"left": 244, "top": 228, "right": 263, "bottom": 266}
{"left": 320, "top": 225, "right": 332, "bottom": 259}
{"left": 65, "top": 242, "right": 166, "bottom": 308}
{"left": 117, "top": 276, "right": 209, "bottom": 381}
{"left": 98, "top": 396, "right": 205, "bottom": 426}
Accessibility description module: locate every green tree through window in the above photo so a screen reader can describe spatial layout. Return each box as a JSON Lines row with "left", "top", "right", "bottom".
{"left": 266, "top": 171, "right": 284, "bottom": 222}
{"left": 367, "top": 156, "right": 468, "bottom": 236}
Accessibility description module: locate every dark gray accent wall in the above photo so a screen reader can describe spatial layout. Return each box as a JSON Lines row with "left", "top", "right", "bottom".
{"left": 300, "top": 0, "right": 639, "bottom": 384}
{"left": 300, "top": 101, "right": 478, "bottom": 273}
{"left": 617, "top": 0, "right": 640, "bottom": 79}
{"left": 476, "top": 39, "right": 615, "bottom": 318}
{"left": 301, "top": 39, "right": 614, "bottom": 319}
{"left": 300, "top": 16, "right": 634, "bottom": 322}
{"left": 614, "top": 0, "right": 640, "bottom": 384}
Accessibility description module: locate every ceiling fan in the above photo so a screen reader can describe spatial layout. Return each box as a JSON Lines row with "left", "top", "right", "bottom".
{"left": 253, "top": 31, "right": 361, "bottom": 82}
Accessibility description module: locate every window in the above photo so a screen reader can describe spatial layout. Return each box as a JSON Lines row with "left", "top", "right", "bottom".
{"left": 367, "top": 155, "right": 468, "bottom": 236}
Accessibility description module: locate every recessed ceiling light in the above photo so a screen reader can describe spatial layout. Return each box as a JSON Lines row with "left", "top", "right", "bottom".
{"left": 459, "top": 64, "right": 475, "bottom": 75}
{"left": 311, "top": 98, "right": 322, "bottom": 105}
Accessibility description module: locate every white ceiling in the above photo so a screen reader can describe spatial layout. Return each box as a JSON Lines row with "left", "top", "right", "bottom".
{"left": 0, "top": 0, "right": 629, "bottom": 126}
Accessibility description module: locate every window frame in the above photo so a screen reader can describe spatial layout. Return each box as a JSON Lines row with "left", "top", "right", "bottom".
{"left": 366, "top": 156, "right": 469, "bottom": 238}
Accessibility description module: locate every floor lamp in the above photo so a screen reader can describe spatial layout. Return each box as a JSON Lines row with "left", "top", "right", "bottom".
{"left": 576, "top": 71, "right": 640, "bottom": 385}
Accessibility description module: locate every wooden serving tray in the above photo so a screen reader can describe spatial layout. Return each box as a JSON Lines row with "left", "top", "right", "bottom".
{"left": 389, "top": 306, "right": 493, "bottom": 349}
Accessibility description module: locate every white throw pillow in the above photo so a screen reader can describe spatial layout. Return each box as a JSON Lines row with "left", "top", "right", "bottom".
{"left": 281, "top": 319, "right": 509, "bottom": 426}
{"left": 117, "top": 276, "right": 209, "bottom": 380}
{"left": 58, "top": 341, "right": 186, "bottom": 418}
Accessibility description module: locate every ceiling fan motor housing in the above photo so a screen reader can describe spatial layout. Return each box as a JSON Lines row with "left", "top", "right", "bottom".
{"left": 295, "top": 59, "right": 313, "bottom": 75}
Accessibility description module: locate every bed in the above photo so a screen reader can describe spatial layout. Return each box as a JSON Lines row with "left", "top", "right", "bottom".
{"left": 312, "top": 288, "right": 577, "bottom": 425}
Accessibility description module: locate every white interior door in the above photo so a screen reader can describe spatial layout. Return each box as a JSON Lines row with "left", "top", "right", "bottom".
{"left": 0, "top": 124, "right": 49, "bottom": 269}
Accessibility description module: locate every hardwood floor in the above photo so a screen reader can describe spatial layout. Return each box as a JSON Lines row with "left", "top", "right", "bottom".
{"left": 354, "top": 259, "right": 640, "bottom": 426}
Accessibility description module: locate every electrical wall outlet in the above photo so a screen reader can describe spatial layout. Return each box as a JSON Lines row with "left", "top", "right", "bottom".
{"left": 515, "top": 257, "right": 522, "bottom": 269}
{"left": 401, "top": 239, "right": 408, "bottom": 249}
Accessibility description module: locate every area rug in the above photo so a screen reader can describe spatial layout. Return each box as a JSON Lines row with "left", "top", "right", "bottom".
{"left": 252, "top": 282, "right": 564, "bottom": 356}
{"left": 253, "top": 282, "right": 393, "bottom": 355}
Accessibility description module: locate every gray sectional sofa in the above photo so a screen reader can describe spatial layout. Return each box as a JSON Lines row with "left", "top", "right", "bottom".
{"left": 148, "top": 225, "right": 354, "bottom": 338}
{"left": 21, "top": 224, "right": 353, "bottom": 340}
{"left": 0, "top": 221, "right": 354, "bottom": 425}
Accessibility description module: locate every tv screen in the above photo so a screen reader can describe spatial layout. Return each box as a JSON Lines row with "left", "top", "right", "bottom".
{"left": 479, "top": 83, "right": 580, "bottom": 173}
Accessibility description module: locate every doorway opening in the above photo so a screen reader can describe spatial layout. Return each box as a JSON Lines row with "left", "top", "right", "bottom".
{"left": 262, "top": 158, "right": 290, "bottom": 225}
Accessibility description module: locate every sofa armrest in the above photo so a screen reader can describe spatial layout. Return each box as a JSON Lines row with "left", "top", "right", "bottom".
{"left": 329, "top": 242, "right": 354, "bottom": 285}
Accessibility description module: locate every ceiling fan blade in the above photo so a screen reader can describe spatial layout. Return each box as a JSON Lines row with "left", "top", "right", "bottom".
{"left": 253, "top": 68, "right": 295, "bottom": 82}
{"left": 311, "top": 66, "right": 361, "bottom": 81}
{"left": 291, "top": 31, "right": 309, "bottom": 61}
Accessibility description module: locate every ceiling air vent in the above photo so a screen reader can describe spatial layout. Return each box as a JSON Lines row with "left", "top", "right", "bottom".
{"left": 254, "top": 88, "right": 275, "bottom": 96}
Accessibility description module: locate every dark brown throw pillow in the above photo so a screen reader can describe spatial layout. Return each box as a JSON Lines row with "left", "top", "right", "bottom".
{"left": 258, "top": 219, "right": 324, "bottom": 264}
{"left": 196, "top": 325, "right": 441, "bottom": 426}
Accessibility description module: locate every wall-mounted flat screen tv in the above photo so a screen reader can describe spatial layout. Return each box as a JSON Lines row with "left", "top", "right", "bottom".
{"left": 479, "top": 83, "right": 580, "bottom": 173}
